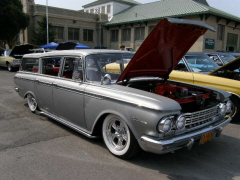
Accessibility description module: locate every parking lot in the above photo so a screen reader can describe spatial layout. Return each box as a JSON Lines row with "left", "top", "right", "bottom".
{"left": 0, "top": 68, "right": 240, "bottom": 180}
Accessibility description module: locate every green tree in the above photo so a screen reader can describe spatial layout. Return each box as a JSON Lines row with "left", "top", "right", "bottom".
{"left": 32, "top": 16, "right": 55, "bottom": 46}
{"left": 0, "top": 0, "right": 29, "bottom": 48}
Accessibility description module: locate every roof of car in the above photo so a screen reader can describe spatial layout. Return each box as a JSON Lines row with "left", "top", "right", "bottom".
{"left": 186, "top": 52, "right": 208, "bottom": 55}
{"left": 23, "top": 49, "right": 135, "bottom": 58}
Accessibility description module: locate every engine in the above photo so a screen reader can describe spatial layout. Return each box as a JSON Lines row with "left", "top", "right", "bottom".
{"left": 124, "top": 80, "right": 220, "bottom": 113}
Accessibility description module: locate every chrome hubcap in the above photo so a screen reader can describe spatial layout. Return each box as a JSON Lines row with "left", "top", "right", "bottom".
{"left": 28, "top": 94, "right": 37, "bottom": 111}
{"left": 106, "top": 118, "right": 128, "bottom": 151}
{"left": 7, "top": 64, "right": 11, "bottom": 71}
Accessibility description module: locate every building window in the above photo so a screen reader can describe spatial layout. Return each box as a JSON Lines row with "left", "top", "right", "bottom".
{"left": 111, "top": 29, "right": 119, "bottom": 42}
{"left": 148, "top": 26, "right": 155, "bottom": 34}
{"left": 52, "top": 26, "right": 64, "bottom": 39}
{"left": 86, "top": 10, "right": 89, "bottom": 13}
{"left": 135, "top": 27, "right": 145, "bottom": 40}
{"left": 107, "top": 5, "right": 111, "bottom": 14}
{"left": 95, "top": 7, "right": 100, "bottom": 14}
{"left": 227, "top": 33, "right": 238, "bottom": 45}
{"left": 68, "top": 28, "right": 79, "bottom": 41}
{"left": 90, "top": 9, "right": 94, "bottom": 13}
{"left": 217, "top": 24, "right": 225, "bottom": 40}
{"left": 101, "top": 6, "right": 105, "bottom": 14}
{"left": 122, "top": 28, "right": 131, "bottom": 41}
{"left": 83, "top": 29, "right": 94, "bottom": 42}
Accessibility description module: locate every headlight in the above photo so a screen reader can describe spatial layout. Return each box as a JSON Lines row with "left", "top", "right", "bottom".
{"left": 226, "top": 100, "right": 232, "bottom": 114}
{"left": 218, "top": 103, "right": 227, "bottom": 116}
{"left": 158, "top": 117, "right": 173, "bottom": 133}
{"left": 176, "top": 115, "right": 186, "bottom": 129}
{"left": 13, "top": 59, "right": 21, "bottom": 64}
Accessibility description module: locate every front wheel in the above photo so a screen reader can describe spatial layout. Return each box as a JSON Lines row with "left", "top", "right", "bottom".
{"left": 7, "top": 63, "right": 13, "bottom": 72}
{"left": 102, "top": 114, "right": 140, "bottom": 159}
{"left": 229, "top": 95, "right": 240, "bottom": 123}
{"left": 27, "top": 93, "right": 39, "bottom": 112}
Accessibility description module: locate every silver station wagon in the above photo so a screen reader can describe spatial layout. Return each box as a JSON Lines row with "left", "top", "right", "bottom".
{"left": 14, "top": 18, "right": 232, "bottom": 159}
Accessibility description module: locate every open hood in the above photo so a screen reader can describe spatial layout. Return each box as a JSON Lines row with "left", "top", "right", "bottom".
{"left": 117, "top": 18, "right": 215, "bottom": 82}
{"left": 55, "top": 42, "right": 77, "bottom": 50}
{"left": 10, "top": 44, "right": 35, "bottom": 58}
{"left": 208, "top": 56, "right": 240, "bottom": 75}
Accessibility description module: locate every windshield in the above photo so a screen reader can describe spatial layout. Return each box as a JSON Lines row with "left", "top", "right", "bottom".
{"left": 6, "top": 49, "right": 12, "bottom": 56}
{"left": 85, "top": 53, "right": 134, "bottom": 82}
{"left": 219, "top": 54, "right": 236, "bottom": 64}
{"left": 185, "top": 54, "right": 219, "bottom": 73}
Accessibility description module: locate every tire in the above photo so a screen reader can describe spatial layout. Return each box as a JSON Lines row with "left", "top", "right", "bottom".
{"left": 102, "top": 114, "right": 140, "bottom": 159}
{"left": 229, "top": 95, "right": 240, "bottom": 123}
{"left": 27, "top": 93, "right": 39, "bottom": 112}
{"left": 7, "top": 63, "right": 13, "bottom": 72}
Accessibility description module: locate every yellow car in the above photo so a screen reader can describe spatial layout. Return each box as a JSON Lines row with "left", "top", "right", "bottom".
{"left": 170, "top": 55, "right": 240, "bottom": 123}
{"left": 0, "top": 44, "right": 34, "bottom": 71}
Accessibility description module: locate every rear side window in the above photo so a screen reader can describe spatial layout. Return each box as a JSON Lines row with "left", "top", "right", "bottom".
{"left": 21, "top": 58, "right": 39, "bottom": 73}
{"left": 41, "top": 57, "right": 61, "bottom": 76}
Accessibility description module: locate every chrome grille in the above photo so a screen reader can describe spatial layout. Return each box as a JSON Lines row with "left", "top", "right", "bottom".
{"left": 185, "top": 106, "right": 219, "bottom": 129}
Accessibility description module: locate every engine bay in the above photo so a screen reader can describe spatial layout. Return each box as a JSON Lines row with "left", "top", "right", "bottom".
{"left": 123, "top": 80, "right": 220, "bottom": 113}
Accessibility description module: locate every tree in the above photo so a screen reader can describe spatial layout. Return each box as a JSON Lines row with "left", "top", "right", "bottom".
{"left": 32, "top": 16, "right": 55, "bottom": 46}
{"left": 0, "top": 0, "right": 29, "bottom": 48}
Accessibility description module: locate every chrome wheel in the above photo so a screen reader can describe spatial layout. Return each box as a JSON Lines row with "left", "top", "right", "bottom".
{"left": 7, "top": 63, "right": 12, "bottom": 72}
{"left": 27, "top": 94, "right": 38, "bottom": 112}
{"left": 102, "top": 114, "right": 140, "bottom": 159}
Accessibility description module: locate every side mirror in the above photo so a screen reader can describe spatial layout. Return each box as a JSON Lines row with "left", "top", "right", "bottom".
{"left": 101, "top": 74, "right": 111, "bottom": 85}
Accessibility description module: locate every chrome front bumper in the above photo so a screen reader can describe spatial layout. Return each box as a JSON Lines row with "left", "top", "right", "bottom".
{"left": 138, "top": 117, "right": 231, "bottom": 154}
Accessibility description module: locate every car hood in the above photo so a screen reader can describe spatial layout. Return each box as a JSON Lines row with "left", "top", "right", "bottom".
{"left": 55, "top": 42, "right": 77, "bottom": 50}
{"left": 117, "top": 18, "right": 215, "bottom": 82}
{"left": 10, "top": 44, "right": 35, "bottom": 57}
{"left": 208, "top": 56, "right": 240, "bottom": 75}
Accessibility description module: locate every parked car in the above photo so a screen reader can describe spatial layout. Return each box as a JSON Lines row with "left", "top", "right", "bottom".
{"left": 0, "top": 44, "right": 35, "bottom": 71}
{"left": 170, "top": 52, "right": 240, "bottom": 122}
{"left": 228, "top": 52, "right": 240, "bottom": 58}
{"left": 205, "top": 52, "right": 236, "bottom": 66}
{"left": 14, "top": 18, "right": 232, "bottom": 159}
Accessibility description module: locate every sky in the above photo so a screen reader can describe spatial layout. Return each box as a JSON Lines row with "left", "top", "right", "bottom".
{"left": 34, "top": 0, "right": 240, "bottom": 17}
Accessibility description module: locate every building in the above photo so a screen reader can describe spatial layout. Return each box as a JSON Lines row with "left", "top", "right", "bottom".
{"left": 20, "top": 0, "right": 108, "bottom": 48}
{"left": 21, "top": 0, "right": 240, "bottom": 52}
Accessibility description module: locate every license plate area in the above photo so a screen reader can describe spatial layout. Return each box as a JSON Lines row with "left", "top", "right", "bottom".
{"left": 199, "top": 131, "right": 213, "bottom": 144}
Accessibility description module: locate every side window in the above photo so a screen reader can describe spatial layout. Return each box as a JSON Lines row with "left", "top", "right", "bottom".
{"left": 62, "top": 57, "right": 83, "bottom": 81}
{"left": 175, "top": 60, "right": 187, "bottom": 71}
{"left": 41, "top": 57, "right": 61, "bottom": 76}
{"left": 72, "top": 58, "right": 83, "bottom": 81}
{"left": 21, "top": 58, "right": 39, "bottom": 73}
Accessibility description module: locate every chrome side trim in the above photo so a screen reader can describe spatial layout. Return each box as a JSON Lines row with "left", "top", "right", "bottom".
{"left": 39, "top": 111, "right": 98, "bottom": 139}
{"left": 15, "top": 74, "right": 169, "bottom": 111}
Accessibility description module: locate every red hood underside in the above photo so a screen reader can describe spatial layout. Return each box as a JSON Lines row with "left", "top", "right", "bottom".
{"left": 117, "top": 18, "right": 214, "bottom": 82}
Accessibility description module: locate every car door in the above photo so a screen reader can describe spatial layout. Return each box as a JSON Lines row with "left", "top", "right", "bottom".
{"left": 52, "top": 56, "right": 87, "bottom": 129}
{"left": 34, "top": 57, "right": 62, "bottom": 113}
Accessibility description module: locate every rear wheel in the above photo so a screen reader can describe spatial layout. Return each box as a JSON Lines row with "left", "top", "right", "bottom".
{"left": 102, "top": 114, "right": 140, "bottom": 159}
{"left": 229, "top": 95, "right": 240, "bottom": 123}
{"left": 27, "top": 93, "right": 39, "bottom": 112}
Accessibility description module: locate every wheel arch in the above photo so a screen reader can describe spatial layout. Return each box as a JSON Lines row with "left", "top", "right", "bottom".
{"left": 228, "top": 91, "right": 240, "bottom": 99}
{"left": 91, "top": 111, "right": 138, "bottom": 139}
{"left": 24, "top": 91, "right": 37, "bottom": 99}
